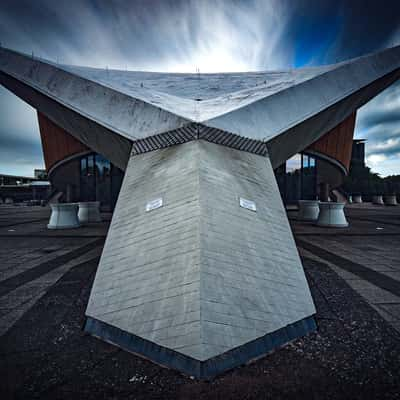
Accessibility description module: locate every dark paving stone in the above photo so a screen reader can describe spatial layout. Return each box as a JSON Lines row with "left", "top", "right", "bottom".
{"left": 1, "top": 205, "right": 400, "bottom": 399}
{"left": 0, "top": 238, "right": 104, "bottom": 297}
{"left": 297, "top": 238, "right": 400, "bottom": 297}
{"left": 1, "top": 250, "right": 400, "bottom": 399}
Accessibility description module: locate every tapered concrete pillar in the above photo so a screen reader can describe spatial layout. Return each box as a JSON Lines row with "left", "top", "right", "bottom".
{"left": 298, "top": 200, "right": 320, "bottom": 221}
{"left": 66, "top": 184, "right": 73, "bottom": 203}
{"left": 319, "top": 183, "right": 330, "bottom": 202}
{"left": 316, "top": 202, "right": 348, "bottom": 227}
{"left": 85, "top": 141, "right": 316, "bottom": 378}
{"left": 47, "top": 203, "right": 80, "bottom": 229}
{"left": 372, "top": 195, "right": 384, "bottom": 205}
{"left": 384, "top": 195, "right": 398, "bottom": 206}
{"left": 78, "top": 201, "right": 102, "bottom": 223}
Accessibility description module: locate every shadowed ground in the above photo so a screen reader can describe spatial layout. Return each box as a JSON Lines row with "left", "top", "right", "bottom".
{"left": 0, "top": 203, "right": 400, "bottom": 399}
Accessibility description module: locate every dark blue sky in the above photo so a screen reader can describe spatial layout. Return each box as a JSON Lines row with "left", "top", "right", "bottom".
{"left": 0, "top": 0, "right": 399, "bottom": 176}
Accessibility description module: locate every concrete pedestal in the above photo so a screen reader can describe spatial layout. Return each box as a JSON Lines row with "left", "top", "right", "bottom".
{"left": 78, "top": 201, "right": 102, "bottom": 223}
{"left": 384, "top": 195, "right": 398, "bottom": 206}
{"left": 372, "top": 195, "right": 384, "bottom": 205}
{"left": 316, "top": 202, "right": 348, "bottom": 227}
{"left": 347, "top": 195, "right": 353, "bottom": 204}
{"left": 47, "top": 203, "right": 80, "bottom": 229}
{"left": 298, "top": 200, "right": 320, "bottom": 221}
{"left": 85, "top": 140, "right": 316, "bottom": 379}
{"left": 353, "top": 195, "right": 362, "bottom": 203}
{"left": 4, "top": 197, "right": 14, "bottom": 204}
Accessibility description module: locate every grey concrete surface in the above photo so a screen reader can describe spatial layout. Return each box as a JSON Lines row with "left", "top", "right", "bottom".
{"left": 1, "top": 204, "right": 400, "bottom": 398}
{"left": 86, "top": 140, "right": 315, "bottom": 367}
{"left": 1, "top": 45, "right": 399, "bottom": 169}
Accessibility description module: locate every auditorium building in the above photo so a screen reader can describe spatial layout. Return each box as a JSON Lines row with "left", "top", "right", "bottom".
{"left": 37, "top": 109, "right": 355, "bottom": 209}
{"left": 1, "top": 45, "right": 399, "bottom": 378}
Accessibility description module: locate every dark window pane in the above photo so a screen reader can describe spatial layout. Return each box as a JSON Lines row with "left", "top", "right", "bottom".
{"left": 80, "top": 154, "right": 96, "bottom": 201}
{"left": 95, "top": 154, "right": 111, "bottom": 208}
{"left": 286, "top": 154, "right": 301, "bottom": 173}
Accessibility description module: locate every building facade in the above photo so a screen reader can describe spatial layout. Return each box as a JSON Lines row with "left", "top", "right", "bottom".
{"left": 40, "top": 109, "right": 356, "bottom": 208}
{"left": 1, "top": 45, "right": 399, "bottom": 378}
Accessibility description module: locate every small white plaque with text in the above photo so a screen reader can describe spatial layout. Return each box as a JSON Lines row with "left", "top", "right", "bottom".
{"left": 146, "top": 198, "right": 163, "bottom": 212}
{"left": 239, "top": 197, "right": 256, "bottom": 212}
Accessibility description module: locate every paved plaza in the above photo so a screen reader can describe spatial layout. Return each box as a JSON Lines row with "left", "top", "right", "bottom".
{"left": 1, "top": 203, "right": 400, "bottom": 399}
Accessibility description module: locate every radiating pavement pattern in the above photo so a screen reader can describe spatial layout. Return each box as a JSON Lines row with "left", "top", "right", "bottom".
{"left": 292, "top": 203, "right": 400, "bottom": 333}
{"left": 1, "top": 203, "right": 400, "bottom": 398}
{"left": 0, "top": 205, "right": 107, "bottom": 337}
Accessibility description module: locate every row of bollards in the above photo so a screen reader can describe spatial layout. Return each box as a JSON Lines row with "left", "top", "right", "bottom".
{"left": 349, "top": 194, "right": 398, "bottom": 206}
{"left": 298, "top": 200, "right": 348, "bottom": 227}
{"left": 47, "top": 201, "right": 102, "bottom": 229}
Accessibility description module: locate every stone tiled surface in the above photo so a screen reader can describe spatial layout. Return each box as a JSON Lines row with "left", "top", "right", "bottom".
{"left": 292, "top": 203, "right": 400, "bottom": 333}
{"left": 86, "top": 140, "right": 315, "bottom": 361}
{"left": 1, "top": 200, "right": 400, "bottom": 398}
{"left": 197, "top": 141, "right": 315, "bottom": 359}
{"left": 0, "top": 204, "right": 107, "bottom": 337}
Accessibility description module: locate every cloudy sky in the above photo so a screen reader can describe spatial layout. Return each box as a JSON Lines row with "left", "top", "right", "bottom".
{"left": 0, "top": 0, "right": 399, "bottom": 176}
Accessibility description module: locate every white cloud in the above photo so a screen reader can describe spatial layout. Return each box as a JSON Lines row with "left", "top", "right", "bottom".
{"left": 366, "top": 153, "right": 387, "bottom": 165}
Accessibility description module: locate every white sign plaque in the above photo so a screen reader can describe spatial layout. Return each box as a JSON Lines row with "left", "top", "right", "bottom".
{"left": 146, "top": 197, "right": 163, "bottom": 212}
{"left": 239, "top": 197, "right": 256, "bottom": 212}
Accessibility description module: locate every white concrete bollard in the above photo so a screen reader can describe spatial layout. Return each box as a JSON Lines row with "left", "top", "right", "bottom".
{"left": 347, "top": 195, "right": 352, "bottom": 204}
{"left": 47, "top": 203, "right": 80, "bottom": 229}
{"left": 384, "top": 195, "right": 398, "bottom": 206}
{"left": 352, "top": 194, "right": 362, "bottom": 203}
{"left": 298, "top": 200, "right": 320, "bottom": 221}
{"left": 78, "top": 201, "right": 102, "bottom": 223}
{"left": 372, "top": 195, "right": 384, "bottom": 205}
{"left": 316, "top": 202, "right": 348, "bottom": 227}
{"left": 4, "top": 197, "right": 14, "bottom": 204}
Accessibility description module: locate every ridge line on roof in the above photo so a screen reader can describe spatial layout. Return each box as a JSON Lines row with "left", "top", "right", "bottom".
{"left": 0, "top": 47, "right": 196, "bottom": 135}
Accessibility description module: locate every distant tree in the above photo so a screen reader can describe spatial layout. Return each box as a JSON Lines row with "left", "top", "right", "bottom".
{"left": 341, "top": 163, "right": 400, "bottom": 196}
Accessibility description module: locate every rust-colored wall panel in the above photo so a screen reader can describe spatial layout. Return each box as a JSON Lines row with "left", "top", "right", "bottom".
{"left": 37, "top": 112, "right": 89, "bottom": 171}
{"left": 307, "top": 112, "right": 356, "bottom": 171}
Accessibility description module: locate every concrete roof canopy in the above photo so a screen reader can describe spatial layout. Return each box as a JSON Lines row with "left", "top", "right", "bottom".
{"left": 1, "top": 45, "right": 400, "bottom": 378}
{"left": 1, "top": 46, "right": 399, "bottom": 167}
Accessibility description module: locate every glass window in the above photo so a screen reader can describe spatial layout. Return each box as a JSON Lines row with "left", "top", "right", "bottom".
{"left": 80, "top": 154, "right": 96, "bottom": 202}
{"left": 80, "top": 157, "right": 87, "bottom": 175}
{"left": 274, "top": 153, "right": 317, "bottom": 204}
{"left": 286, "top": 154, "right": 302, "bottom": 173}
{"left": 302, "top": 154, "right": 309, "bottom": 169}
{"left": 302, "top": 154, "right": 316, "bottom": 200}
{"left": 87, "top": 155, "right": 94, "bottom": 177}
{"left": 95, "top": 154, "right": 111, "bottom": 208}
{"left": 79, "top": 153, "right": 124, "bottom": 210}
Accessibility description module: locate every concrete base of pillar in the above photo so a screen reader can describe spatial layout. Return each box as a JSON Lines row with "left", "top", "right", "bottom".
{"left": 298, "top": 200, "right": 320, "bottom": 221}
{"left": 372, "top": 195, "right": 384, "bottom": 205}
{"left": 316, "top": 202, "right": 348, "bottom": 227}
{"left": 84, "top": 140, "right": 316, "bottom": 378}
{"left": 78, "top": 201, "right": 102, "bottom": 223}
{"left": 352, "top": 195, "right": 362, "bottom": 203}
{"left": 347, "top": 195, "right": 353, "bottom": 204}
{"left": 384, "top": 195, "right": 398, "bottom": 206}
{"left": 47, "top": 203, "right": 80, "bottom": 229}
{"left": 4, "top": 197, "right": 14, "bottom": 204}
